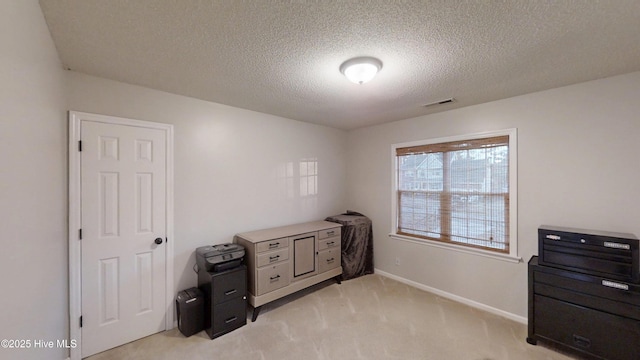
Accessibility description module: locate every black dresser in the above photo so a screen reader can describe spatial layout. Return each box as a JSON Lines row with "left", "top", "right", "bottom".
{"left": 528, "top": 226, "right": 640, "bottom": 360}
{"left": 198, "top": 265, "right": 247, "bottom": 339}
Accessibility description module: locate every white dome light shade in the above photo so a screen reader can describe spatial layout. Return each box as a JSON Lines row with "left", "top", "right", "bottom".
{"left": 340, "top": 57, "right": 383, "bottom": 84}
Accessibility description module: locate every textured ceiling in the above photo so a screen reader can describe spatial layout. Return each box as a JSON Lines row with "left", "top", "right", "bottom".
{"left": 39, "top": 0, "right": 640, "bottom": 130}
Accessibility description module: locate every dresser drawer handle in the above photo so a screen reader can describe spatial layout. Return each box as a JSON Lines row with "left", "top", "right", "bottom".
{"left": 327, "top": 241, "right": 335, "bottom": 246}
{"left": 224, "top": 289, "right": 237, "bottom": 296}
{"left": 269, "top": 242, "right": 280, "bottom": 248}
{"left": 601, "top": 279, "right": 629, "bottom": 291}
{"left": 326, "top": 258, "right": 334, "bottom": 263}
{"left": 270, "top": 275, "right": 281, "bottom": 282}
{"left": 573, "top": 334, "right": 591, "bottom": 349}
{"left": 269, "top": 255, "right": 280, "bottom": 262}
{"left": 225, "top": 316, "right": 238, "bottom": 324}
{"left": 327, "top": 230, "right": 335, "bottom": 236}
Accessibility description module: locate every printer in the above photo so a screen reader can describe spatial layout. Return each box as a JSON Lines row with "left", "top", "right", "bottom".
{"left": 196, "top": 243, "right": 245, "bottom": 273}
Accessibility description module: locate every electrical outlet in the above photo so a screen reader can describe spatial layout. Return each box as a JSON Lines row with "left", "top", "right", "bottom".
{"left": 395, "top": 257, "right": 400, "bottom": 266}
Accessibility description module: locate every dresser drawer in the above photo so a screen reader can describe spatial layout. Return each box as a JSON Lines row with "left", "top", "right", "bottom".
{"left": 256, "top": 248, "right": 289, "bottom": 267}
{"left": 319, "top": 237, "right": 340, "bottom": 251}
{"left": 257, "top": 262, "right": 290, "bottom": 295}
{"left": 318, "top": 248, "right": 340, "bottom": 273}
{"left": 256, "top": 238, "right": 289, "bottom": 253}
{"left": 533, "top": 270, "right": 640, "bottom": 310}
{"left": 319, "top": 228, "right": 340, "bottom": 240}
{"left": 211, "top": 297, "right": 247, "bottom": 339}
{"left": 538, "top": 226, "right": 639, "bottom": 283}
{"left": 534, "top": 295, "right": 640, "bottom": 360}
{"left": 535, "top": 282, "right": 640, "bottom": 321}
{"left": 212, "top": 266, "right": 247, "bottom": 305}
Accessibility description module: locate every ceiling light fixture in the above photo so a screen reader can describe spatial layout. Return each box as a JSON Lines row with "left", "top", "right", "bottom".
{"left": 339, "top": 57, "right": 383, "bottom": 84}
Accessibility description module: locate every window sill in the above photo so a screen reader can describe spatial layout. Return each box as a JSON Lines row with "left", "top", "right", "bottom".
{"left": 388, "top": 233, "right": 522, "bottom": 263}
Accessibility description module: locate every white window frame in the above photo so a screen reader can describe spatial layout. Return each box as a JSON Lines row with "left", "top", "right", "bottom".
{"left": 390, "top": 129, "right": 520, "bottom": 263}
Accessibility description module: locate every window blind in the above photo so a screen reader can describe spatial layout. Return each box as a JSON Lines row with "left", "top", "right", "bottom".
{"left": 396, "top": 135, "right": 510, "bottom": 253}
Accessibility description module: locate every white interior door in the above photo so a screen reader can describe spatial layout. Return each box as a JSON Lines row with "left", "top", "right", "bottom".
{"left": 80, "top": 120, "right": 167, "bottom": 357}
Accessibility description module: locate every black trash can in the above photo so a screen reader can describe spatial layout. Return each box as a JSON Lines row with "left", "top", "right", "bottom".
{"left": 176, "top": 287, "right": 204, "bottom": 337}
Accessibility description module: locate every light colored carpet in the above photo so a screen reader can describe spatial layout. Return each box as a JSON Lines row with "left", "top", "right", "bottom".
{"left": 87, "top": 274, "right": 576, "bottom": 360}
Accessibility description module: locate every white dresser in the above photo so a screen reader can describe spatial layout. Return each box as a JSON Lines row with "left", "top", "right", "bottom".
{"left": 234, "top": 220, "right": 342, "bottom": 321}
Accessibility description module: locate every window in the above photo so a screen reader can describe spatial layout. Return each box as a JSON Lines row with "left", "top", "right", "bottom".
{"left": 392, "top": 130, "right": 517, "bottom": 258}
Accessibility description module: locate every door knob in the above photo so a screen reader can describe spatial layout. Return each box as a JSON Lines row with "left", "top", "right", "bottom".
{"left": 154, "top": 237, "right": 163, "bottom": 245}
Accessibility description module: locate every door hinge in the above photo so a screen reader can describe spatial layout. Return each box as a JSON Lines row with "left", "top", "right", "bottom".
{"left": 79, "top": 229, "right": 82, "bottom": 240}
{"left": 80, "top": 316, "right": 83, "bottom": 328}
{"left": 78, "top": 140, "right": 82, "bottom": 151}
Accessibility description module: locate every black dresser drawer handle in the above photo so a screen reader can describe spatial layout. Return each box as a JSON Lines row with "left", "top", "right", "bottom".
{"left": 269, "top": 242, "right": 280, "bottom": 248}
{"left": 327, "top": 230, "right": 335, "bottom": 236}
{"left": 269, "top": 255, "right": 280, "bottom": 262}
{"left": 327, "top": 241, "right": 335, "bottom": 246}
{"left": 573, "top": 334, "right": 591, "bottom": 348}
{"left": 225, "top": 316, "right": 238, "bottom": 324}
{"left": 270, "top": 275, "right": 280, "bottom": 282}
{"left": 326, "top": 258, "right": 334, "bottom": 263}
{"left": 224, "top": 289, "right": 237, "bottom": 296}
{"left": 601, "top": 279, "right": 629, "bottom": 291}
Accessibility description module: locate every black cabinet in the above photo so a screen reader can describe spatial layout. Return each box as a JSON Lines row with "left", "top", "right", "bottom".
{"left": 538, "top": 225, "right": 639, "bottom": 283}
{"left": 528, "top": 256, "right": 640, "bottom": 360}
{"left": 198, "top": 265, "right": 247, "bottom": 339}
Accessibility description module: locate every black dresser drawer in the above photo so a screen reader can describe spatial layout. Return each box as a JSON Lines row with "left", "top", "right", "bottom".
{"left": 532, "top": 269, "right": 640, "bottom": 319}
{"left": 534, "top": 295, "right": 640, "bottom": 360}
{"left": 212, "top": 266, "right": 247, "bottom": 305}
{"left": 211, "top": 297, "right": 247, "bottom": 339}
{"left": 538, "top": 225, "right": 639, "bottom": 283}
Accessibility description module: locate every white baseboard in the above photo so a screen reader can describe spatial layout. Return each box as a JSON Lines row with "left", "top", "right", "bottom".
{"left": 374, "top": 268, "right": 528, "bottom": 325}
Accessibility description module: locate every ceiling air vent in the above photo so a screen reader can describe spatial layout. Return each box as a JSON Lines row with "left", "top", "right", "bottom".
{"left": 423, "top": 98, "right": 455, "bottom": 108}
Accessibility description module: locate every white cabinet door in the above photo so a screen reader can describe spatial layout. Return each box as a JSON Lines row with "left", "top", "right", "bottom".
{"left": 292, "top": 234, "right": 316, "bottom": 279}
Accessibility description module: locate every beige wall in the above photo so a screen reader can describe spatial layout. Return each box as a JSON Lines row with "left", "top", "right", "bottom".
{"left": 0, "top": 1, "right": 68, "bottom": 359}
{"left": 346, "top": 71, "right": 640, "bottom": 319}
{"left": 66, "top": 71, "right": 348, "bottom": 297}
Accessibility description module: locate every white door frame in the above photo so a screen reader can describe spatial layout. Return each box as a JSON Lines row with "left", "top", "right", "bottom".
{"left": 68, "top": 111, "right": 174, "bottom": 360}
